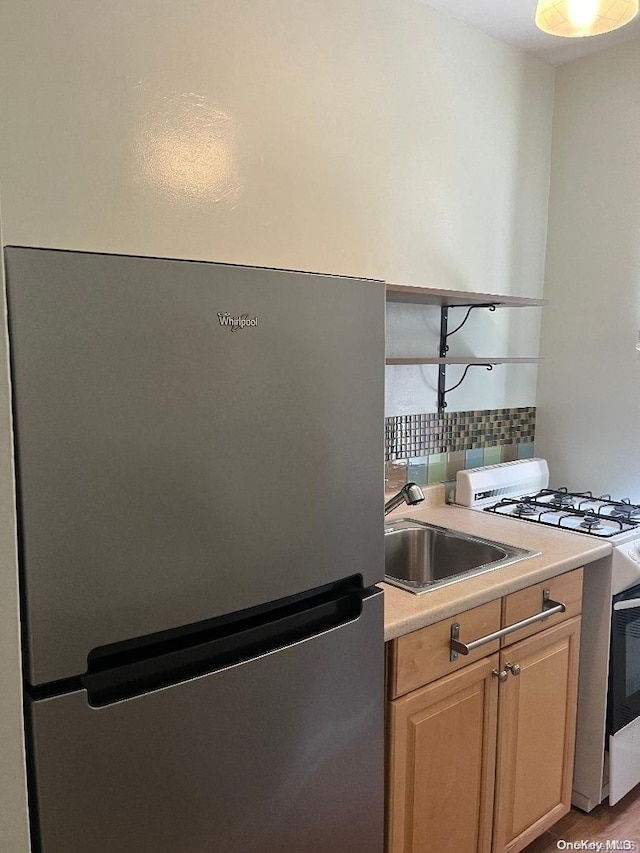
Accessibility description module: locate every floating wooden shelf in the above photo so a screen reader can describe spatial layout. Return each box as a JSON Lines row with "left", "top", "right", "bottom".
{"left": 386, "top": 357, "right": 543, "bottom": 366}
{"left": 386, "top": 283, "right": 547, "bottom": 308}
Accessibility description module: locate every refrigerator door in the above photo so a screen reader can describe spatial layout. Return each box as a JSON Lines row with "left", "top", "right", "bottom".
{"left": 5, "top": 247, "right": 385, "bottom": 685}
{"left": 28, "top": 591, "right": 384, "bottom": 853}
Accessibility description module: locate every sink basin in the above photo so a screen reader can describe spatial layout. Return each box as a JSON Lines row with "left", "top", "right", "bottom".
{"left": 384, "top": 519, "right": 538, "bottom": 594}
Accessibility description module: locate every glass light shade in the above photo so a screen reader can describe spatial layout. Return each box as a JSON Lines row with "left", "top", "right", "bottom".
{"left": 535, "top": 0, "right": 639, "bottom": 36}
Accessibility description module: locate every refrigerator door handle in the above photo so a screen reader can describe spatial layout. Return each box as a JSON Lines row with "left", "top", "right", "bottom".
{"left": 81, "top": 585, "right": 364, "bottom": 707}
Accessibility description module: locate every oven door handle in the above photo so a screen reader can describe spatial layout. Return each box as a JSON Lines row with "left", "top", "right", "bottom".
{"left": 613, "top": 597, "right": 640, "bottom": 612}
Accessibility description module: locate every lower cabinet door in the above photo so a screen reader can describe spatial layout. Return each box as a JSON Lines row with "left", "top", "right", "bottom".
{"left": 492, "top": 616, "right": 581, "bottom": 853}
{"left": 387, "top": 654, "right": 499, "bottom": 853}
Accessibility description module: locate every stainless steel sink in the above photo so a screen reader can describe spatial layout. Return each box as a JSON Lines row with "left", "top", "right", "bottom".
{"left": 384, "top": 518, "right": 538, "bottom": 594}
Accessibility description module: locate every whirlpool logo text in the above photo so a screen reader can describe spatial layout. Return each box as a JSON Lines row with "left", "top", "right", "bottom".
{"left": 217, "top": 312, "right": 258, "bottom": 332}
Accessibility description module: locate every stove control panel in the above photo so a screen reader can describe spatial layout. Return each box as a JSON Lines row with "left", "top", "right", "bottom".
{"left": 456, "top": 459, "right": 550, "bottom": 508}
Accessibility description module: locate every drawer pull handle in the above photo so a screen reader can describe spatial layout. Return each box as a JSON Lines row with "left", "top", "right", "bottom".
{"left": 449, "top": 590, "right": 566, "bottom": 661}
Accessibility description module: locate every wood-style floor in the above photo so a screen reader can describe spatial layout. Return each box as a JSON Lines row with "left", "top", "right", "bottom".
{"left": 524, "top": 786, "right": 640, "bottom": 852}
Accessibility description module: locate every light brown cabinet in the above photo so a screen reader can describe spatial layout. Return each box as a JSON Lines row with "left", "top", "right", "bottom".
{"left": 492, "top": 618, "right": 581, "bottom": 853}
{"left": 387, "top": 654, "right": 499, "bottom": 853}
{"left": 385, "top": 568, "right": 583, "bottom": 853}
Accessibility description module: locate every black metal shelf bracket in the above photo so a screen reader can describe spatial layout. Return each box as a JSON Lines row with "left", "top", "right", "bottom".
{"left": 438, "top": 364, "right": 493, "bottom": 411}
{"left": 437, "top": 303, "right": 497, "bottom": 412}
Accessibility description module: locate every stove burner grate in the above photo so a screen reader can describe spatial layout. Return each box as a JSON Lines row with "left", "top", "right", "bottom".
{"left": 579, "top": 513, "right": 603, "bottom": 531}
{"left": 485, "top": 497, "right": 636, "bottom": 538}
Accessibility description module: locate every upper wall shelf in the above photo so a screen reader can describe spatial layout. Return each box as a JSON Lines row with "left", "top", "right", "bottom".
{"left": 386, "top": 283, "right": 547, "bottom": 308}
{"left": 386, "top": 356, "right": 543, "bottom": 365}
{"left": 384, "top": 283, "right": 547, "bottom": 411}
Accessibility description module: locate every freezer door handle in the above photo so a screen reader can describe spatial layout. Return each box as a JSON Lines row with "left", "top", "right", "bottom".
{"left": 81, "top": 584, "right": 365, "bottom": 707}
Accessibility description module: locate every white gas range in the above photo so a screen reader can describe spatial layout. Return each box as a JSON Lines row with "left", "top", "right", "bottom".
{"left": 456, "top": 458, "right": 640, "bottom": 811}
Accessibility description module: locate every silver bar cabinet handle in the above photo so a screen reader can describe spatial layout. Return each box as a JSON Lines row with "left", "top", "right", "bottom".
{"left": 450, "top": 590, "right": 566, "bottom": 661}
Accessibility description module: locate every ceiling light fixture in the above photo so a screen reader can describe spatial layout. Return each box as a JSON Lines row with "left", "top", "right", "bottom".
{"left": 535, "top": 0, "right": 639, "bottom": 37}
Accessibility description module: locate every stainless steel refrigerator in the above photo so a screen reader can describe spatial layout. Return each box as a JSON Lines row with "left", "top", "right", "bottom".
{"left": 4, "top": 247, "right": 385, "bottom": 853}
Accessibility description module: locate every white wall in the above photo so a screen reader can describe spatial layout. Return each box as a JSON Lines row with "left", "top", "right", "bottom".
{"left": 536, "top": 38, "right": 640, "bottom": 499}
{"left": 0, "top": 3, "right": 554, "bottom": 848}
{"left": 0, "top": 0, "right": 554, "bottom": 417}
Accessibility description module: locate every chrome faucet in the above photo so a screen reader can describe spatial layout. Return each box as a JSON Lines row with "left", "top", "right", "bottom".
{"left": 384, "top": 482, "right": 425, "bottom": 516}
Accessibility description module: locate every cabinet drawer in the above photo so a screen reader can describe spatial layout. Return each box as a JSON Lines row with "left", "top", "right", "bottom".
{"left": 501, "top": 567, "right": 583, "bottom": 648}
{"left": 387, "top": 599, "right": 502, "bottom": 699}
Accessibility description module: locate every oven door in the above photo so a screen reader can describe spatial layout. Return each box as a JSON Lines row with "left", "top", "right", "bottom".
{"left": 608, "top": 582, "right": 640, "bottom": 805}
{"left": 609, "top": 584, "right": 640, "bottom": 735}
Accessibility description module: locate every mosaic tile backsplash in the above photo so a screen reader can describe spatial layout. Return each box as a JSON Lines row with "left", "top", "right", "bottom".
{"left": 384, "top": 407, "right": 536, "bottom": 493}
{"left": 385, "top": 407, "right": 535, "bottom": 460}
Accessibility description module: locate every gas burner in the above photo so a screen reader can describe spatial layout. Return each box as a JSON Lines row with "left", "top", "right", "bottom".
{"left": 515, "top": 500, "right": 539, "bottom": 516}
{"left": 612, "top": 508, "right": 633, "bottom": 521}
{"left": 549, "top": 491, "right": 575, "bottom": 508}
{"left": 580, "top": 513, "right": 603, "bottom": 531}
{"left": 611, "top": 505, "right": 640, "bottom": 522}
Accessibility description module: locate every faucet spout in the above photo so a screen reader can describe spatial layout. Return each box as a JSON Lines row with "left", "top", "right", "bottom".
{"left": 385, "top": 482, "right": 425, "bottom": 516}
